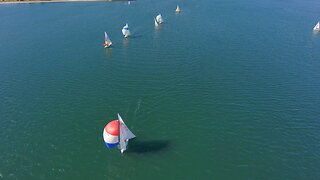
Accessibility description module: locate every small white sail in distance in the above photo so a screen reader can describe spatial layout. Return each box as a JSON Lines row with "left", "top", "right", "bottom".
{"left": 313, "top": 21, "right": 320, "bottom": 31}
{"left": 122, "top": 23, "right": 131, "bottom": 38}
{"left": 118, "top": 113, "right": 136, "bottom": 153}
{"left": 154, "top": 18, "right": 159, "bottom": 27}
{"left": 104, "top": 32, "right": 112, "bottom": 48}
{"left": 156, "top": 14, "right": 164, "bottom": 24}
{"left": 175, "top": 5, "right": 181, "bottom": 13}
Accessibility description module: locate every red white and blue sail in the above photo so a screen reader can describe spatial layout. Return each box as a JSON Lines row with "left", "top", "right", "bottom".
{"left": 103, "top": 120, "right": 119, "bottom": 148}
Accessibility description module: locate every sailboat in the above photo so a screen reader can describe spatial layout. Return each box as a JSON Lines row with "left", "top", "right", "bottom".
{"left": 103, "top": 114, "right": 136, "bottom": 153}
{"left": 154, "top": 18, "right": 159, "bottom": 27}
{"left": 155, "top": 14, "right": 164, "bottom": 24}
{"left": 175, "top": 5, "right": 181, "bottom": 13}
{"left": 122, "top": 23, "right": 131, "bottom": 38}
{"left": 104, "top": 32, "right": 112, "bottom": 48}
{"left": 313, "top": 21, "right": 320, "bottom": 31}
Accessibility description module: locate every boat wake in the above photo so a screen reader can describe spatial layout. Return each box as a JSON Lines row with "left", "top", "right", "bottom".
{"left": 134, "top": 99, "right": 142, "bottom": 116}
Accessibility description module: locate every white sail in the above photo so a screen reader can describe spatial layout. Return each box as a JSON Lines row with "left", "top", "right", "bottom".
{"left": 104, "top": 32, "right": 112, "bottom": 48}
{"left": 154, "top": 18, "right": 159, "bottom": 26}
{"left": 175, "top": 5, "right": 180, "bottom": 13}
{"left": 118, "top": 113, "right": 136, "bottom": 153}
{"left": 122, "top": 23, "right": 131, "bottom": 38}
{"left": 156, "top": 14, "right": 164, "bottom": 24}
{"left": 313, "top": 22, "right": 320, "bottom": 31}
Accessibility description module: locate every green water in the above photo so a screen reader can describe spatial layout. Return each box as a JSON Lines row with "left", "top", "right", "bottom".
{"left": 1, "top": 0, "right": 320, "bottom": 179}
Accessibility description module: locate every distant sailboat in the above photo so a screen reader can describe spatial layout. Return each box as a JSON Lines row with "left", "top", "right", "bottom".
{"left": 175, "top": 5, "right": 181, "bottom": 13}
{"left": 104, "top": 32, "right": 112, "bottom": 48}
{"left": 155, "top": 14, "right": 164, "bottom": 24}
{"left": 122, "top": 23, "right": 131, "bottom": 38}
{"left": 313, "top": 21, "right": 320, "bottom": 31}
{"left": 103, "top": 114, "right": 136, "bottom": 153}
{"left": 154, "top": 18, "right": 159, "bottom": 27}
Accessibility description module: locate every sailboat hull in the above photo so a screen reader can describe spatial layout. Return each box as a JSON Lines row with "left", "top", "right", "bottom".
{"left": 104, "top": 43, "right": 112, "bottom": 48}
{"left": 122, "top": 31, "right": 130, "bottom": 38}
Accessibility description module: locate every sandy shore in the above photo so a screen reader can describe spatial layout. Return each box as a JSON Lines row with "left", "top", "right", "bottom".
{"left": 0, "top": 0, "right": 129, "bottom": 4}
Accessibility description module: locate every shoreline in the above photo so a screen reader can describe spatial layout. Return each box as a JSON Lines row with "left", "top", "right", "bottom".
{"left": 0, "top": 0, "right": 130, "bottom": 4}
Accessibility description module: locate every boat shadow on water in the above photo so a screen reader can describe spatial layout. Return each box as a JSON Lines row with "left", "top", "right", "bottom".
{"left": 127, "top": 139, "right": 171, "bottom": 154}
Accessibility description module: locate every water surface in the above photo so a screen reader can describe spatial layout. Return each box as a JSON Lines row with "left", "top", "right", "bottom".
{"left": 1, "top": 0, "right": 320, "bottom": 179}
